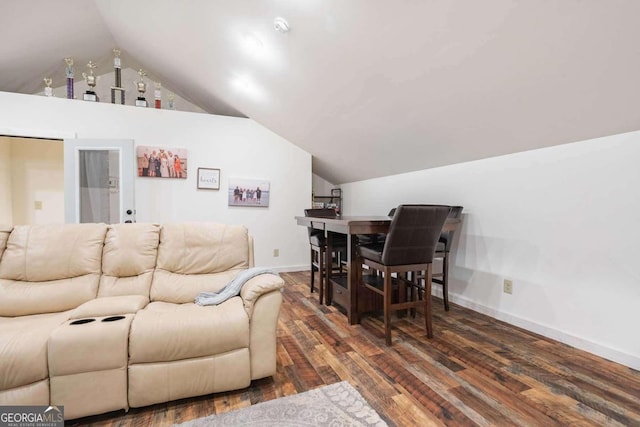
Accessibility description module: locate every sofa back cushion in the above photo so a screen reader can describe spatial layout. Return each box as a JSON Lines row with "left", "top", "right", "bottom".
{"left": 98, "top": 223, "right": 160, "bottom": 297}
{"left": 0, "top": 225, "right": 11, "bottom": 260}
{"left": 0, "top": 224, "right": 107, "bottom": 316}
{"left": 151, "top": 222, "right": 250, "bottom": 303}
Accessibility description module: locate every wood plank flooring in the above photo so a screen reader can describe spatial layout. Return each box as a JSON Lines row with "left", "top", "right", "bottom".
{"left": 71, "top": 271, "right": 640, "bottom": 427}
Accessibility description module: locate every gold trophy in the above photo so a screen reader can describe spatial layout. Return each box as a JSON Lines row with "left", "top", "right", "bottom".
{"left": 43, "top": 77, "right": 53, "bottom": 97}
{"left": 82, "top": 61, "right": 99, "bottom": 102}
{"left": 135, "top": 69, "right": 148, "bottom": 107}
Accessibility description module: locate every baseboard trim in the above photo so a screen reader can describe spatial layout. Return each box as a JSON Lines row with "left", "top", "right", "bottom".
{"left": 435, "top": 289, "right": 640, "bottom": 370}
{"left": 270, "top": 265, "right": 309, "bottom": 273}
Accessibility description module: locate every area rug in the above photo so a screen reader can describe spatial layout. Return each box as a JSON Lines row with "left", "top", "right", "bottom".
{"left": 173, "top": 381, "right": 388, "bottom": 427}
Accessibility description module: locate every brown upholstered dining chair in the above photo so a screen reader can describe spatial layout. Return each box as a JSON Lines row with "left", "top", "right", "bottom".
{"left": 304, "top": 208, "right": 347, "bottom": 305}
{"left": 356, "top": 205, "right": 450, "bottom": 345}
{"left": 432, "top": 206, "right": 463, "bottom": 311}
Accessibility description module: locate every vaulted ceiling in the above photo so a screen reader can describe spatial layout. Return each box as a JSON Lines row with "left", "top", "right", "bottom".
{"left": 2, "top": 0, "right": 640, "bottom": 184}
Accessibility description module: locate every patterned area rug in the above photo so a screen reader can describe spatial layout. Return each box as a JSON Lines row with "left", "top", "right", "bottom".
{"left": 173, "top": 381, "right": 388, "bottom": 427}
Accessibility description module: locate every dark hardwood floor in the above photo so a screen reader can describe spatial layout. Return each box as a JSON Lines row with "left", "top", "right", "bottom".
{"left": 71, "top": 271, "right": 640, "bottom": 427}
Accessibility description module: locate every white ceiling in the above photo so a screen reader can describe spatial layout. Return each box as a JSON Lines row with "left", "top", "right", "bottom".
{"left": 2, "top": 0, "right": 640, "bottom": 184}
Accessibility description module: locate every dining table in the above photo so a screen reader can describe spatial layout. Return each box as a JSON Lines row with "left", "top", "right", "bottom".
{"left": 295, "top": 215, "right": 461, "bottom": 325}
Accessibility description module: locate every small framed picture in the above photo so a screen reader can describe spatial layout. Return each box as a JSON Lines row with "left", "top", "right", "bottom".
{"left": 197, "top": 168, "right": 221, "bottom": 190}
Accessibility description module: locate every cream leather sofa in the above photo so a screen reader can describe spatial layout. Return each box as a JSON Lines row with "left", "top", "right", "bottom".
{"left": 0, "top": 222, "right": 284, "bottom": 420}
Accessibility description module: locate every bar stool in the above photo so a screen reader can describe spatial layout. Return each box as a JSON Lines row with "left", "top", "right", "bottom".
{"left": 356, "top": 205, "right": 450, "bottom": 345}
{"left": 304, "top": 208, "right": 346, "bottom": 305}
{"left": 433, "top": 206, "right": 463, "bottom": 311}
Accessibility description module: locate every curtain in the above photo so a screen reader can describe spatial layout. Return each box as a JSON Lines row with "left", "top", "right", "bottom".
{"left": 79, "top": 150, "right": 111, "bottom": 223}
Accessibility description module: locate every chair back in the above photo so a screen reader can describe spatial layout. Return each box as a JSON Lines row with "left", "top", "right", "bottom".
{"left": 304, "top": 208, "right": 337, "bottom": 242}
{"left": 382, "top": 205, "right": 450, "bottom": 265}
{"left": 439, "top": 205, "right": 463, "bottom": 252}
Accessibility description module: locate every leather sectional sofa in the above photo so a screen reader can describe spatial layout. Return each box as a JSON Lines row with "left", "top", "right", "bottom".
{"left": 0, "top": 222, "right": 284, "bottom": 420}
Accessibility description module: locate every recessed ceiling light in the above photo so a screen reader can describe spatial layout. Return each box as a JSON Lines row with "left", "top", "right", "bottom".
{"left": 274, "top": 17, "right": 290, "bottom": 34}
{"left": 242, "top": 33, "right": 263, "bottom": 54}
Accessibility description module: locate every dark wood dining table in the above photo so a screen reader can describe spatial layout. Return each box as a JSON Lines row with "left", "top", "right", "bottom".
{"left": 295, "top": 215, "right": 461, "bottom": 325}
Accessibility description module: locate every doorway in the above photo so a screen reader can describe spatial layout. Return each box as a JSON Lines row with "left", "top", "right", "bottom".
{"left": 0, "top": 136, "right": 64, "bottom": 226}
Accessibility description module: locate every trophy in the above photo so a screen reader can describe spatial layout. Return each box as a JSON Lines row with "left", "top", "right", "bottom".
{"left": 110, "top": 48, "right": 125, "bottom": 104}
{"left": 168, "top": 92, "right": 175, "bottom": 110}
{"left": 154, "top": 82, "right": 162, "bottom": 109}
{"left": 64, "top": 58, "right": 74, "bottom": 99}
{"left": 43, "top": 78, "right": 53, "bottom": 97}
{"left": 82, "top": 61, "right": 99, "bottom": 102}
{"left": 134, "top": 69, "right": 148, "bottom": 107}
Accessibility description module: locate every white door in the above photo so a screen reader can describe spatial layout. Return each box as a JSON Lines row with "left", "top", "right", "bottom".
{"left": 64, "top": 139, "right": 135, "bottom": 224}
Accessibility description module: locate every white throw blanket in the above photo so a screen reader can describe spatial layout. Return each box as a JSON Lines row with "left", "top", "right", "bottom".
{"left": 195, "top": 267, "right": 280, "bottom": 306}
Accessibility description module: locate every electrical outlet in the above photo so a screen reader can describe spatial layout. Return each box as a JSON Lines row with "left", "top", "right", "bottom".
{"left": 503, "top": 279, "right": 513, "bottom": 294}
{"left": 34, "top": 201, "right": 43, "bottom": 210}
{"left": 273, "top": 248, "right": 279, "bottom": 257}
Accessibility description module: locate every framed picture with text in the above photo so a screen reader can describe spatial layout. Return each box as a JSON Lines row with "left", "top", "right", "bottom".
{"left": 197, "top": 168, "right": 221, "bottom": 190}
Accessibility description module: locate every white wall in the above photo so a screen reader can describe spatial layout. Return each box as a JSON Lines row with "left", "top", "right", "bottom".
{"left": 0, "top": 91, "right": 311, "bottom": 270}
{"left": 342, "top": 132, "right": 640, "bottom": 369}
{"left": 0, "top": 139, "right": 12, "bottom": 225}
{"left": 312, "top": 173, "right": 336, "bottom": 197}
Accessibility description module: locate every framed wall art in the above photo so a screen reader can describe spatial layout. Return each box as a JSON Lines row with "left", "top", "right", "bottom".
{"left": 136, "top": 145, "right": 187, "bottom": 179}
{"left": 197, "top": 168, "right": 221, "bottom": 190}
{"left": 228, "top": 178, "right": 270, "bottom": 207}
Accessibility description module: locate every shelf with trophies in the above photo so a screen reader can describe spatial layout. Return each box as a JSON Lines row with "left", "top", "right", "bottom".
{"left": 38, "top": 48, "right": 196, "bottom": 112}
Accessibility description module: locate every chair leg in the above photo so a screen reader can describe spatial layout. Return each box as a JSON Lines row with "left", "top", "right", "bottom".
{"left": 383, "top": 267, "right": 393, "bottom": 346}
{"left": 398, "top": 272, "right": 407, "bottom": 318}
{"left": 443, "top": 252, "right": 450, "bottom": 311}
{"left": 318, "top": 247, "right": 325, "bottom": 305}
{"left": 424, "top": 264, "right": 433, "bottom": 339}
{"left": 310, "top": 248, "right": 315, "bottom": 294}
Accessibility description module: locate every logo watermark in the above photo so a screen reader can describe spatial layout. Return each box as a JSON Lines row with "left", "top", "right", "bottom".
{"left": 0, "top": 406, "right": 64, "bottom": 427}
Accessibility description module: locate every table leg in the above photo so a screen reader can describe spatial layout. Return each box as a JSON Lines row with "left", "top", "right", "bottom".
{"left": 325, "top": 230, "right": 332, "bottom": 305}
{"left": 348, "top": 233, "right": 360, "bottom": 325}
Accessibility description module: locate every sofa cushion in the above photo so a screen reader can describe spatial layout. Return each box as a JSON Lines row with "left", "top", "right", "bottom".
{"left": 0, "top": 224, "right": 107, "bottom": 282}
{"left": 157, "top": 223, "right": 249, "bottom": 274}
{"left": 0, "top": 311, "right": 70, "bottom": 391}
{"left": 71, "top": 295, "right": 149, "bottom": 319}
{"left": 0, "top": 225, "right": 11, "bottom": 260}
{"left": 0, "top": 275, "right": 101, "bottom": 317}
{"left": 0, "top": 224, "right": 107, "bottom": 316}
{"left": 129, "top": 300, "right": 249, "bottom": 364}
{"left": 151, "top": 223, "right": 250, "bottom": 303}
{"left": 98, "top": 223, "right": 160, "bottom": 297}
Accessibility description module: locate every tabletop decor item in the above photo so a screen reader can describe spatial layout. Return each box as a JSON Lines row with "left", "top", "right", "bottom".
{"left": 168, "top": 92, "right": 175, "bottom": 110}
{"left": 64, "top": 57, "right": 74, "bottom": 99}
{"left": 197, "top": 168, "right": 220, "bottom": 190}
{"left": 111, "top": 48, "right": 125, "bottom": 105}
{"left": 82, "top": 61, "right": 99, "bottom": 102}
{"left": 135, "top": 69, "right": 148, "bottom": 107}
{"left": 43, "top": 77, "right": 53, "bottom": 97}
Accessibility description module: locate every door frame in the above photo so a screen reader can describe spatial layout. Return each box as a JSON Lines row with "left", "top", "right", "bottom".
{"left": 64, "top": 139, "right": 135, "bottom": 224}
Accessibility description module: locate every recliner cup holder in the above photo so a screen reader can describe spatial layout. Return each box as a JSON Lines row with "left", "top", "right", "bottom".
{"left": 102, "top": 316, "right": 126, "bottom": 322}
{"left": 70, "top": 318, "right": 96, "bottom": 325}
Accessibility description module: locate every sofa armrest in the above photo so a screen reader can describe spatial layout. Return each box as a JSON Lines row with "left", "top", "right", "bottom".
{"left": 71, "top": 295, "right": 149, "bottom": 319}
{"left": 240, "top": 273, "right": 284, "bottom": 317}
